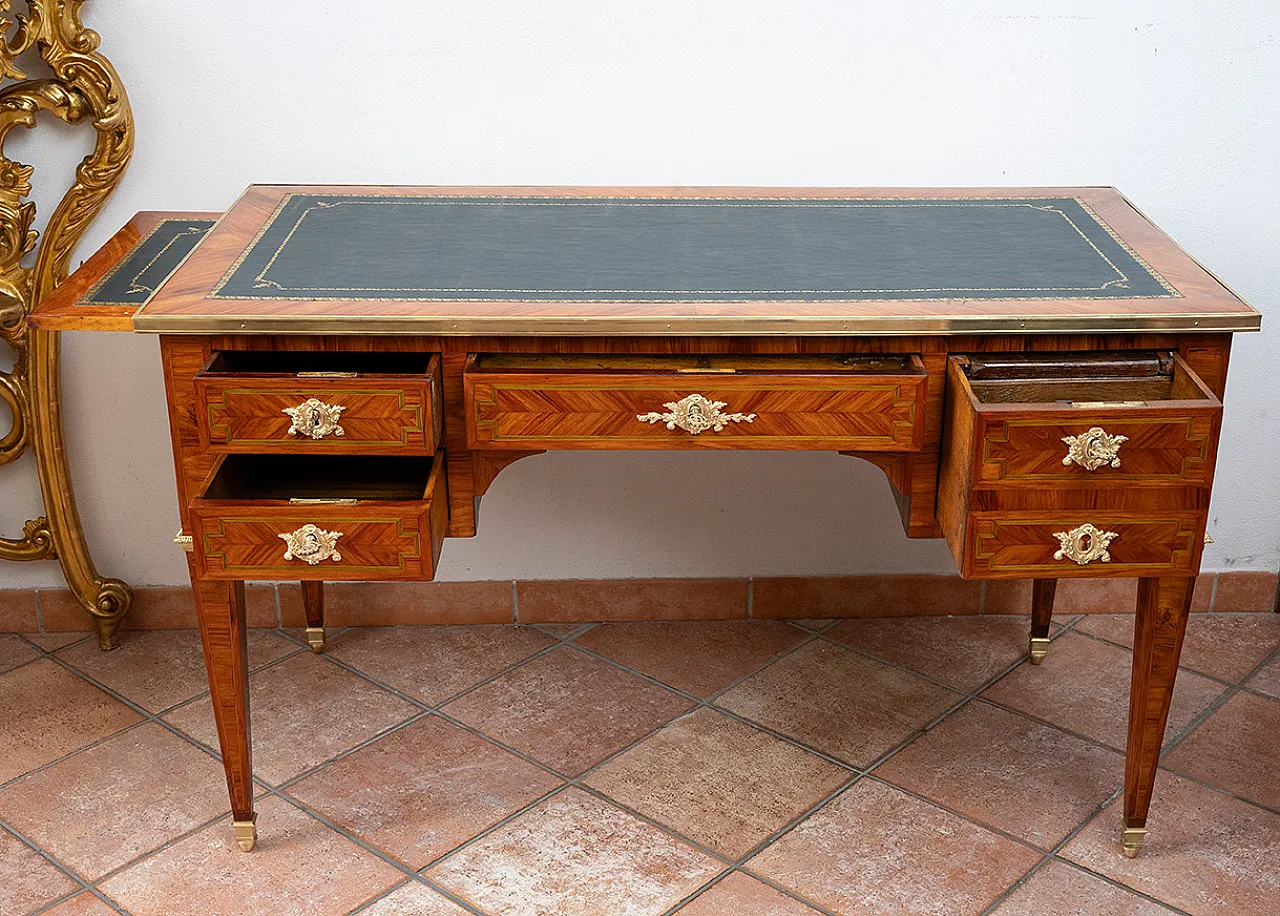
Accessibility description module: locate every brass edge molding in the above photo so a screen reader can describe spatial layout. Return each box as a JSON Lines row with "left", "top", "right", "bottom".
{"left": 130, "top": 311, "right": 1263, "bottom": 336}
{"left": 0, "top": 0, "right": 135, "bottom": 649}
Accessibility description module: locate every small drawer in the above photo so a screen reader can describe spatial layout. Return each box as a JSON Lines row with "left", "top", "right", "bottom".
{"left": 938, "top": 351, "right": 1222, "bottom": 578}
{"left": 464, "top": 353, "right": 927, "bottom": 451}
{"left": 963, "top": 511, "right": 1204, "bottom": 579}
{"left": 946, "top": 351, "right": 1222, "bottom": 488}
{"left": 189, "top": 453, "right": 447, "bottom": 581}
{"left": 194, "top": 351, "right": 442, "bottom": 455}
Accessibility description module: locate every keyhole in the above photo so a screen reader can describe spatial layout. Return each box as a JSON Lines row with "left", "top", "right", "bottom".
{"left": 1079, "top": 533, "right": 1093, "bottom": 552}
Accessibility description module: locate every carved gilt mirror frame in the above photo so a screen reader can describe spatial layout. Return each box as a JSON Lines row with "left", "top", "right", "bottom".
{"left": 0, "top": 0, "right": 132, "bottom": 649}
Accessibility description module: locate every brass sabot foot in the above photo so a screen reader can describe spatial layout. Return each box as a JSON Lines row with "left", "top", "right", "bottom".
{"left": 1121, "top": 825, "right": 1146, "bottom": 858}
{"left": 1029, "top": 636, "right": 1051, "bottom": 665}
{"left": 305, "top": 627, "right": 326, "bottom": 653}
{"left": 233, "top": 817, "right": 258, "bottom": 852}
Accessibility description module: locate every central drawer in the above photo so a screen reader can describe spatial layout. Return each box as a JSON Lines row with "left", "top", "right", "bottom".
{"left": 463, "top": 353, "right": 927, "bottom": 450}
{"left": 194, "top": 351, "right": 442, "bottom": 455}
{"left": 189, "top": 453, "right": 447, "bottom": 581}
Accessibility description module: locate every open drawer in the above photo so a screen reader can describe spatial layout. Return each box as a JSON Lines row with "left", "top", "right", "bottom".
{"left": 188, "top": 454, "right": 447, "bottom": 581}
{"left": 939, "top": 351, "right": 1219, "bottom": 578}
{"left": 194, "top": 351, "right": 443, "bottom": 455}
{"left": 945, "top": 351, "right": 1222, "bottom": 488}
{"left": 464, "top": 353, "right": 927, "bottom": 451}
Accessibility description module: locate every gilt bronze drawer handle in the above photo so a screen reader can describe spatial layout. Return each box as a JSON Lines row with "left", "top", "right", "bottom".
{"left": 637, "top": 393, "right": 756, "bottom": 435}
{"left": 1062, "top": 426, "right": 1128, "bottom": 471}
{"left": 1053, "top": 523, "right": 1119, "bottom": 565}
{"left": 283, "top": 398, "right": 346, "bottom": 439}
{"left": 279, "top": 524, "right": 343, "bottom": 565}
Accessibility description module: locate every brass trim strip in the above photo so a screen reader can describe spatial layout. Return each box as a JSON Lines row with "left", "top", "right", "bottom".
{"left": 131, "top": 310, "right": 1262, "bottom": 336}
{"left": 1068, "top": 401, "right": 1147, "bottom": 409}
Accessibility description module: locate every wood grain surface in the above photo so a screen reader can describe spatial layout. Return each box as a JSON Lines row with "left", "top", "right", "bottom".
{"left": 196, "top": 354, "right": 441, "bottom": 454}
{"left": 125, "top": 187, "right": 1260, "bottom": 335}
{"left": 1125, "top": 576, "right": 1195, "bottom": 834}
{"left": 965, "top": 511, "right": 1204, "bottom": 579}
{"left": 464, "top": 354, "right": 926, "bottom": 451}
{"left": 31, "top": 211, "right": 221, "bottom": 331}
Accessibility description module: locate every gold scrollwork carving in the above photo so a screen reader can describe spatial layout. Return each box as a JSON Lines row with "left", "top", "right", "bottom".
{"left": 1061, "top": 426, "right": 1128, "bottom": 472}
{"left": 0, "top": 363, "right": 26, "bottom": 461}
{"left": 1052, "top": 523, "right": 1119, "bottom": 566}
{"left": 279, "top": 524, "right": 344, "bottom": 566}
{"left": 637, "top": 393, "right": 756, "bottom": 435}
{"left": 0, "top": 1, "right": 135, "bottom": 648}
{"left": 0, "top": 515, "right": 53, "bottom": 561}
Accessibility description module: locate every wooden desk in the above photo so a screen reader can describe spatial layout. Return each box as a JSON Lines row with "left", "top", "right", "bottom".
{"left": 34, "top": 185, "right": 1260, "bottom": 858}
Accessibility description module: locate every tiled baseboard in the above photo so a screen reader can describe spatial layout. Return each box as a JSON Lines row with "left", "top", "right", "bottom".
{"left": 1, "top": 571, "right": 1276, "bottom": 633}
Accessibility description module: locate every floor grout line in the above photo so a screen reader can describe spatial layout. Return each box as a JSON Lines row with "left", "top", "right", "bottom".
{"left": 4, "top": 617, "right": 1277, "bottom": 916}
{"left": 1159, "top": 638, "right": 1280, "bottom": 755}
{"left": 337, "top": 876, "right": 418, "bottom": 916}
{"left": 0, "top": 632, "right": 317, "bottom": 793}
{"left": 0, "top": 817, "right": 95, "bottom": 912}
{"left": 1066, "top": 616, "right": 1280, "bottom": 689}
{"left": 85, "top": 805, "right": 235, "bottom": 886}
{"left": 262, "top": 790, "right": 493, "bottom": 916}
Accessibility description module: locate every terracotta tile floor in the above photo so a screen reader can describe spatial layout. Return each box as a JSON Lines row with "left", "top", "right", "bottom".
{"left": 1, "top": 613, "right": 1277, "bottom": 916}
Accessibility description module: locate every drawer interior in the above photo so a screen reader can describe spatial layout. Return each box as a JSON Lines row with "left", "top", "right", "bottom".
{"left": 204, "top": 350, "right": 434, "bottom": 377}
{"left": 959, "top": 351, "right": 1215, "bottom": 406}
{"left": 203, "top": 454, "right": 435, "bottom": 501}
{"left": 470, "top": 353, "right": 922, "bottom": 375}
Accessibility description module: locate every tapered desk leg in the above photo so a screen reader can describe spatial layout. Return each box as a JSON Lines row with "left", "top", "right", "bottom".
{"left": 302, "top": 581, "right": 325, "bottom": 652}
{"left": 193, "top": 573, "right": 256, "bottom": 852}
{"left": 1029, "top": 578, "right": 1057, "bottom": 665}
{"left": 1122, "top": 575, "right": 1193, "bottom": 858}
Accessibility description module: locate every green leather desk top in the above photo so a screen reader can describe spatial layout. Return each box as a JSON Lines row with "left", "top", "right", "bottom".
{"left": 126, "top": 186, "right": 1259, "bottom": 335}
{"left": 210, "top": 195, "right": 1173, "bottom": 303}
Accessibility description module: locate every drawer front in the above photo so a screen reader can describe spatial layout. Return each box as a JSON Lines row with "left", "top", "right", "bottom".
{"left": 949, "top": 352, "right": 1223, "bottom": 490}
{"left": 965, "top": 512, "right": 1203, "bottom": 579}
{"left": 465, "top": 364, "right": 926, "bottom": 451}
{"left": 190, "top": 464, "right": 448, "bottom": 582}
{"left": 195, "top": 357, "right": 442, "bottom": 454}
{"left": 977, "top": 412, "right": 1219, "bottom": 486}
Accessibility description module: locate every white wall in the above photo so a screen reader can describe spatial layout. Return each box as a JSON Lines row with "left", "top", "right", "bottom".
{"left": 1, "top": 0, "right": 1277, "bottom": 588}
